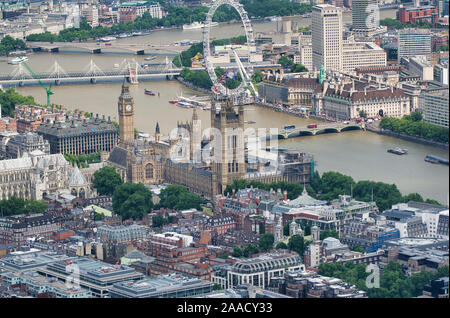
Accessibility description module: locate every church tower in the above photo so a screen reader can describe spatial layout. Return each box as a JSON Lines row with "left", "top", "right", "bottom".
{"left": 118, "top": 78, "right": 135, "bottom": 147}
{"left": 211, "top": 97, "right": 245, "bottom": 196}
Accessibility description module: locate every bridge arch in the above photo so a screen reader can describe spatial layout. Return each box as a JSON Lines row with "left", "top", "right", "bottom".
{"left": 316, "top": 128, "right": 339, "bottom": 135}
{"left": 298, "top": 131, "right": 314, "bottom": 137}
{"left": 286, "top": 131, "right": 302, "bottom": 138}
{"left": 340, "top": 125, "right": 362, "bottom": 132}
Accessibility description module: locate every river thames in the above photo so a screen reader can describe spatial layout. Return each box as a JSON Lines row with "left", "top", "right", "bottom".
{"left": 1, "top": 10, "right": 448, "bottom": 204}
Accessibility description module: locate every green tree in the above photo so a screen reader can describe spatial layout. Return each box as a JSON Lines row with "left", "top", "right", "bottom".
{"left": 0, "top": 88, "right": 40, "bottom": 118}
{"left": 288, "top": 234, "right": 305, "bottom": 256}
{"left": 93, "top": 166, "right": 123, "bottom": 196}
{"left": 232, "top": 246, "right": 243, "bottom": 257}
{"left": 24, "top": 200, "right": 48, "bottom": 213}
{"left": 242, "top": 243, "right": 259, "bottom": 257}
{"left": 320, "top": 230, "right": 339, "bottom": 241}
{"left": 252, "top": 69, "right": 264, "bottom": 83}
{"left": 291, "top": 64, "right": 308, "bottom": 73}
{"left": 278, "top": 56, "right": 294, "bottom": 67}
{"left": 318, "top": 171, "right": 355, "bottom": 201}
{"left": 0, "top": 196, "right": 26, "bottom": 216}
{"left": 259, "top": 233, "right": 274, "bottom": 252}
{"left": 275, "top": 242, "right": 288, "bottom": 249}
{"left": 158, "top": 184, "right": 203, "bottom": 210}
{"left": 283, "top": 223, "right": 290, "bottom": 236}
{"left": 410, "top": 111, "right": 423, "bottom": 122}
{"left": 112, "top": 183, "right": 153, "bottom": 220}
{"left": 152, "top": 214, "right": 169, "bottom": 228}
{"left": 350, "top": 245, "right": 365, "bottom": 253}
{"left": 359, "top": 110, "right": 368, "bottom": 118}
{"left": 259, "top": 223, "right": 265, "bottom": 234}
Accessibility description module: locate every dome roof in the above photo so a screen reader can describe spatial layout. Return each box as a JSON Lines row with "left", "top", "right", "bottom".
{"left": 322, "top": 237, "right": 343, "bottom": 249}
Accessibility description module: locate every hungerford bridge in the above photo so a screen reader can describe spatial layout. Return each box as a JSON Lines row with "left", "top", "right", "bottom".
{"left": 0, "top": 59, "right": 184, "bottom": 87}
{"left": 270, "top": 122, "right": 365, "bottom": 139}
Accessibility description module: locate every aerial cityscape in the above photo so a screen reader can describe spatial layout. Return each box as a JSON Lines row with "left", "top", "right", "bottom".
{"left": 0, "top": 0, "right": 448, "bottom": 302}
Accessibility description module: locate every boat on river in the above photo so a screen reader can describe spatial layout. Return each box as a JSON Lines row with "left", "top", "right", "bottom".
{"left": 8, "top": 56, "right": 28, "bottom": 64}
{"left": 425, "top": 154, "right": 449, "bottom": 165}
{"left": 177, "top": 101, "right": 193, "bottom": 108}
{"left": 387, "top": 148, "right": 408, "bottom": 155}
{"left": 144, "top": 89, "right": 155, "bottom": 96}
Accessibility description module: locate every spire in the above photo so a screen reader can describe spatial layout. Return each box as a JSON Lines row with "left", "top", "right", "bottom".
{"left": 155, "top": 122, "right": 160, "bottom": 134}
{"left": 302, "top": 181, "right": 307, "bottom": 195}
{"left": 121, "top": 77, "right": 129, "bottom": 95}
{"left": 192, "top": 106, "right": 198, "bottom": 121}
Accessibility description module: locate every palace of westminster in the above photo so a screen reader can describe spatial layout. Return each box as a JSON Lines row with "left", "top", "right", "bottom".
{"left": 0, "top": 79, "right": 314, "bottom": 201}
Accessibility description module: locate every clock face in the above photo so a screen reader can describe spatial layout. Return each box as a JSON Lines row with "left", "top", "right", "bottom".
{"left": 48, "top": 172, "right": 56, "bottom": 182}
{"left": 126, "top": 104, "right": 132, "bottom": 112}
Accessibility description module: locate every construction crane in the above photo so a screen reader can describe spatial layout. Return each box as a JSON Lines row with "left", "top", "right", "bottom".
{"left": 21, "top": 61, "right": 53, "bottom": 107}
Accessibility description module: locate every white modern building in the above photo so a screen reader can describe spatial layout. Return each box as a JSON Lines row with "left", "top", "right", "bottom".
{"left": 398, "top": 29, "right": 432, "bottom": 62}
{"left": 298, "top": 33, "right": 313, "bottom": 71}
{"left": 403, "top": 56, "right": 434, "bottom": 81}
{"left": 434, "top": 63, "right": 449, "bottom": 85}
{"left": 149, "top": 2, "right": 164, "bottom": 19}
{"left": 420, "top": 89, "right": 449, "bottom": 128}
{"left": 312, "top": 4, "right": 343, "bottom": 72}
{"left": 211, "top": 252, "right": 304, "bottom": 289}
{"left": 342, "top": 41, "right": 386, "bottom": 72}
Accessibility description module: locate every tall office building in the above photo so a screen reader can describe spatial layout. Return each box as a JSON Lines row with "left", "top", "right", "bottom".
{"left": 398, "top": 29, "right": 432, "bottom": 62}
{"left": 421, "top": 90, "right": 449, "bottom": 128}
{"left": 312, "top": 4, "right": 343, "bottom": 72}
{"left": 352, "top": 0, "right": 379, "bottom": 36}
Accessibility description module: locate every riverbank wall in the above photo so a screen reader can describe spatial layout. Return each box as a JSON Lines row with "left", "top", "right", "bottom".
{"left": 176, "top": 77, "right": 212, "bottom": 94}
{"left": 366, "top": 125, "right": 449, "bottom": 150}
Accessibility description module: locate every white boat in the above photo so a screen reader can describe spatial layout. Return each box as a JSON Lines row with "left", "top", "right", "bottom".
{"left": 182, "top": 21, "right": 218, "bottom": 30}
{"left": 132, "top": 32, "right": 143, "bottom": 36}
{"left": 145, "top": 56, "right": 157, "bottom": 61}
{"left": 178, "top": 94, "right": 209, "bottom": 108}
{"left": 177, "top": 101, "right": 194, "bottom": 108}
{"left": 8, "top": 56, "right": 28, "bottom": 65}
{"left": 99, "top": 36, "right": 116, "bottom": 42}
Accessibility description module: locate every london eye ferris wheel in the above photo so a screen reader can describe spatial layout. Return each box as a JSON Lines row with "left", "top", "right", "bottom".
{"left": 202, "top": 0, "right": 258, "bottom": 100}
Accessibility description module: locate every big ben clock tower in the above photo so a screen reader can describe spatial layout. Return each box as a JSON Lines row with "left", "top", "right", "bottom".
{"left": 118, "top": 78, "right": 135, "bottom": 147}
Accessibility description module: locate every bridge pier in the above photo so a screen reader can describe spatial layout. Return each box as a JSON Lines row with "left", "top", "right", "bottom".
{"left": 90, "top": 78, "right": 97, "bottom": 84}
{"left": 55, "top": 80, "right": 61, "bottom": 86}
{"left": 50, "top": 47, "right": 59, "bottom": 53}
{"left": 19, "top": 81, "right": 24, "bottom": 87}
{"left": 92, "top": 48, "right": 101, "bottom": 54}
{"left": 136, "top": 50, "right": 145, "bottom": 55}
